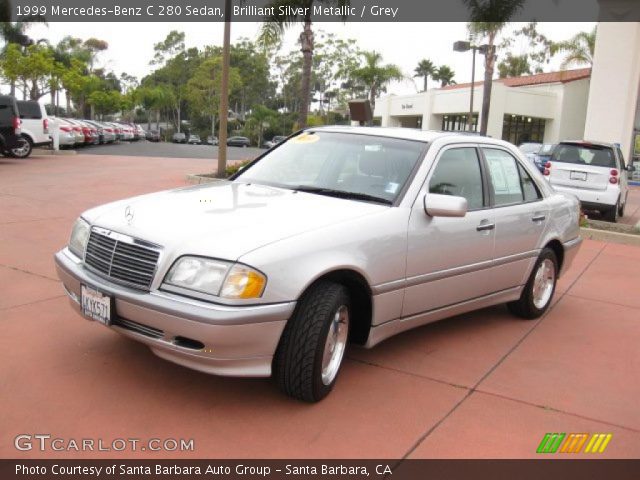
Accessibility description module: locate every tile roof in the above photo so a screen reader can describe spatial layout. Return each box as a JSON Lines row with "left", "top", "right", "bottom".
{"left": 440, "top": 68, "right": 592, "bottom": 91}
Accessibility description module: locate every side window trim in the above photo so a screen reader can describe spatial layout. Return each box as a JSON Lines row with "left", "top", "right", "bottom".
{"left": 478, "top": 146, "right": 544, "bottom": 208}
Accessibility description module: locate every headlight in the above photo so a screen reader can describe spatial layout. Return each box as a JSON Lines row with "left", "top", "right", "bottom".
{"left": 69, "top": 217, "right": 90, "bottom": 258}
{"left": 165, "top": 257, "right": 266, "bottom": 299}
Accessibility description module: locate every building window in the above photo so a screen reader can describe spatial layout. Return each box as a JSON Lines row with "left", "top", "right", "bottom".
{"left": 502, "top": 115, "right": 546, "bottom": 145}
{"left": 442, "top": 114, "right": 478, "bottom": 132}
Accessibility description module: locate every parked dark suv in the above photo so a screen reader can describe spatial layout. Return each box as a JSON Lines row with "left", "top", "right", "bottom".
{"left": 0, "top": 95, "right": 22, "bottom": 155}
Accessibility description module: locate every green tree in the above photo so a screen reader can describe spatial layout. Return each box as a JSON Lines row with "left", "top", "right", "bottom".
{"left": 434, "top": 65, "right": 457, "bottom": 87}
{"left": 464, "top": 0, "right": 526, "bottom": 135}
{"left": 243, "top": 105, "right": 280, "bottom": 147}
{"left": 414, "top": 59, "right": 436, "bottom": 92}
{"left": 350, "top": 50, "right": 403, "bottom": 117}
{"left": 258, "top": 0, "right": 352, "bottom": 128}
{"left": 0, "top": 42, "right": 54, "bottom": 100}
{"left": 185, "top": 56, "right": 241, "bottom": 139}
{"left": 499, "top": 22, "right": 552, "bottom": 75}
{"left": 497, "top": 53, "right": 531, "bottom": 78}
{"left": 551, "top": 26, "right": 597, "bottom": 69}
{"left": 1, "top": 19, "right": 46, "bottom": 95}
{"left": 82, "top": 38, "right": 108, "bottom": 71}
{"left": 150, "top": 30, "right": 185, "bottom": 65}
{"left": 88, "top": 90, "right": 122, "bottom": 118}
{"left": 145, "top": 31, "right": 197, "bottom": 132}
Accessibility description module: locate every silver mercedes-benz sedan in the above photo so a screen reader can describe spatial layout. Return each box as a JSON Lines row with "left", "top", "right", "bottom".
{"left": 55, "top": 127, "right": 582, "bottom": 402}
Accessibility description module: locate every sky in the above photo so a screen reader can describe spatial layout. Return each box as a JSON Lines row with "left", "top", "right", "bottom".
{"left": 24, "top": 21, "right": 596, "bottom": 97}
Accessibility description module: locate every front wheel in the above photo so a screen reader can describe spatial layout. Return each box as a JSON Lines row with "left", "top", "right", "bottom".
{"left": 273, "top": 281, "right": 350, "bottom": 402}
{"left": 508, "top": 248, "right": 558, "bottom": 319}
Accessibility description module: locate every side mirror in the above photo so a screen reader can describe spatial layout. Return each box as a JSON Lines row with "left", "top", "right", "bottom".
{"left": 627, "top": 164, "right": 636, "bottom": 172}
{"left": 423, "top": 193, "right": 468, "bottom": 218}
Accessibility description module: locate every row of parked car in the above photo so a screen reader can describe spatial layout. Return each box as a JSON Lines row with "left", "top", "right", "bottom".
{"left": 171, "top": 133, "right": 287, "bottom": 149}
{"left": 518, "top": 141, "right": 636, "bottom": 222}
{"left": 171, "top": 132, "right": 220, "bottom": 145}
{"left": 56, "top": 118, "right": 148, "bottom": 149}
{"left": 0, "top": 94, "right": 156, "bottom": 159}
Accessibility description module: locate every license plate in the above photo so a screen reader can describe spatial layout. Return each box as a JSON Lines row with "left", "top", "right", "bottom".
{"left": 81, "top": 285, "right": 113, "bottom": 325}
{"left": 570, "top": 171, "right": 587, "bottom": 181}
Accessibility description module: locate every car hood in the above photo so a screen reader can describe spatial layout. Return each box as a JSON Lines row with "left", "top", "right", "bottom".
{"left": 84, "top": 181, "right": 386, "bottom": 261}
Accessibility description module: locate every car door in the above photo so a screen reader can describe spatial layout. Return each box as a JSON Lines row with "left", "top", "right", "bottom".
{"left": 403, "top": 145, "right": 495, "bottom": 317}
{"left": 481, "top": 147, "right": 550, "bottom": 290}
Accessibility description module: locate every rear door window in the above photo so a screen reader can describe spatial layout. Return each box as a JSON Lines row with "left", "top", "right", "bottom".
{"left": 483, "top": 148, "right": 542, "bottom": 206}
{"left": 16, "top": 101, "right": 42, "bottom": 119}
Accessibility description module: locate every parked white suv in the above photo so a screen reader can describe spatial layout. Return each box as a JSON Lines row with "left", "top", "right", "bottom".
{"left": 9, "top": 100, "right": 51, "bottom": 158}
{"left": 545, "top": 141, "right": 635, "bottom": 222}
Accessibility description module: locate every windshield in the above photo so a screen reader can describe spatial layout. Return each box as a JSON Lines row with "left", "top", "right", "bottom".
{"left": 551, "top": 143, "right": 616, "bottom": 168}
{"left": 235, "top": 131, "right": 425, "bottom": 204}
{"left": 539, "top": 144, "right": 555, "bottom": 155}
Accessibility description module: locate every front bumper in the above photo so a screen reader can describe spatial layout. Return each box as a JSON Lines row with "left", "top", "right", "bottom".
{"left": 54, "top": 248, "right": 293, "bottom": 377}
{"left": 561, "top": 236, "right": 582, "bottom": 277}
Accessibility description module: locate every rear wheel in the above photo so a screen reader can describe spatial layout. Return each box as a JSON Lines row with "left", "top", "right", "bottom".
{"left": 274, "top": 281, "right": 350, "bottom": 402}
{"left": 508, "top": 248, "right": 558, "bottom": 319}
{"left": 9, "top": 137, "right": 32, "bottom": 159}
{"left": 618, "top": 201, "right": 625, "bottom": 218}
{"left": 603, "top": 201, "right": 619, "bottom": 222}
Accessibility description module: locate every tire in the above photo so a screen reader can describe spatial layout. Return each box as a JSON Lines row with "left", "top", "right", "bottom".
{"left": 8, "top": 136, "right": 33, "bottom": 159}
{"left": 603, "top": 201, "right": 619, "bottom": 222}
{"left": 508, "top": 247, "right": 558, "bottom": 320}
{"left": 273, "top": 281, "right": 350, "bottom": 402}
{"left": 618, "top": 201, "right": 625, "bottom": 218}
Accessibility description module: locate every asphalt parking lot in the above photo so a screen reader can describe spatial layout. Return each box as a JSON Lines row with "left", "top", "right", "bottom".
{"left": 79, "top": 139, "right": 264, "bottom": 161}
{"left": 1, "top": 152, "right": 640, "bottom": 459}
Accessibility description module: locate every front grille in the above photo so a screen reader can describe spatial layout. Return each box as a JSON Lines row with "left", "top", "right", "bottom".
{"left": 84, "top": 229, "right": 160, "bottom": 290}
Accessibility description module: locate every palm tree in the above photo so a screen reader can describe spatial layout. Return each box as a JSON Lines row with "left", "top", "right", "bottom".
{"left": 551, "top": 26, "right": 596, "bottom": 69}
{"left": 350, "top": 50, "right": 403, "bottom": 118}
{"left": 464, "top": 0, "right": 525, "bottom": 135}
{"left": 414, "top": 59, "right": 436, "bottom": 92}
{"left": 258, "top": 0, "right": 351, "bottom": 129}
{"left": 434, "top": 65, "right": 457, "bottom": 87}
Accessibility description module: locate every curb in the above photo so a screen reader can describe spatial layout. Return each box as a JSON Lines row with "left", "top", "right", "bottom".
{"left": 185, "top": 174, "right": 224, "bottom": 185}
{"left": 580, "top": 227, "right": 640, "bottom": 247}
{"left": 33, "top": 148, "right": 77, "bottom": 156}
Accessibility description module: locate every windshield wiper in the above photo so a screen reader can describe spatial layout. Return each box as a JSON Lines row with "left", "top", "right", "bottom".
{"left": 293, "top": 186, "right": 393, "bottom": 205}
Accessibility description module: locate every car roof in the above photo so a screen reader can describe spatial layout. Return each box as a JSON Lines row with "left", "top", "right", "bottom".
{"left": 309, "top": 126, "right": 490, "bottom": 143}
{"left": 559, "top": 140, "right": 617, "bottom": 148}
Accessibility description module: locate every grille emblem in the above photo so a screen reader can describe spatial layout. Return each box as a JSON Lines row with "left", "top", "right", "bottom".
{"left": 124, "top": 205, "right": 134, "bottom": 225}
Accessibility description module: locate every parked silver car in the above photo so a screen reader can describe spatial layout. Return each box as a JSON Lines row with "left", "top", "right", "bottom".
{"left": 54, "top": 127, "right": 582, "bottom": 402}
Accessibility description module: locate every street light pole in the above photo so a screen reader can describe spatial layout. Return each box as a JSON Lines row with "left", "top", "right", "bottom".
{"left": 217, "top": 0, "right": 231, "bottom": 179}
{"left": 469, "top": 47, "right": 476, "bottom": 132}
{"left": 454, "top": 40, "right": 490, "bottom": 133}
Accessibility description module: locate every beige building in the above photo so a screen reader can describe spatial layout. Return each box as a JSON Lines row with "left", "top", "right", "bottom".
{"left": 374, "top": 68, "right": 592, "bottom": 147}
{"left": 584, "top": 21, "right": 640, "bottom": 171}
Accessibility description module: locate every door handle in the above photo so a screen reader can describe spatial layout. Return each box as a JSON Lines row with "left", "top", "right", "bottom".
{"left": 476, "top": 223, "right": 495, "bottom": 232}
{"left": 531, "top": 215, "right": 546, "bottom": 222}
